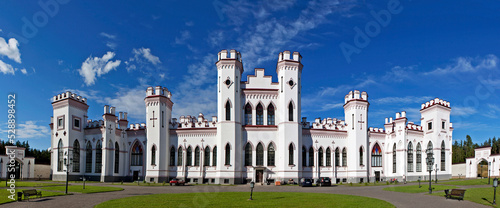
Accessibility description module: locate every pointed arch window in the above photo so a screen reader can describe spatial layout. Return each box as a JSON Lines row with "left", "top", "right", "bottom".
{"left": 170, "top": 147, "right": 175, "bottom": 166}
{"left": 213, "top": 146, "right": 217, "bottom": 166}
{"left": 342, "top": 148, "right": 347, "bottom": 167}
{"left": 114, "top": 142, "right": 119, "bottom": 173}
{"left": 256, "top": 143, "right": 264, "bottom": 166}
{"left": 371, "top": 143, "right": 382, "bottom": 167}
{"left": 267, "top": 104, "right": 275, "bottom": 125}
{"left": 225, "top": 144, "right": 231, "bottom": 165}
{"left": 187, "top": 146, "right": 192, "bottom": 166}
{"left": 288, "top": 102, "right": 294, "bottom": 121}
{"left": 151, "top": 145, "right": 156, "bottom": 165}
{"left": 85, "top": 142, "right": 92, "bottom": 173}
{"left": 204, "top": 146, "right": 210, "bottom": 166}
{"left": 392, "top": 143, "right": 396, "bottom": 173}
{"left": 245, "top": 143, "right": 252, "bottom": 166}
{"left": 131, "top": 142, "right": 142, "bottom": 166}
{"left": 441, "top": 141, "right": 445, "bottom": 171}
{"left": 416, "top": 143, "right": 422, "bottom": 172}
{"left": 256, "top": 103, "right": 264, "bottom": 125}
{"left": 73, "top": 140, "right": 80, "bottom": 172}
{"left": 177, "top": 147, "right": 183, "bottom": 166}
{"left": 335, "top": 147, "right": 340, "bottom": 167}
{"left": 96, "top": 141, "right": 102, "bottom": 172}
{"left": 359, "top": 146, "right": 364, "bottom": 166}
{"left": 309, "top": 147, "right": 314, "bottom": 167}
{"left": 407, "top": 142, "right": 413, "bottom": 172}
{"left": 302, "top": 146, "right": 307, "bottom": 167}
{"left": 225, "top": 101, "right": 231, "bottom": 121}
{"left": 326, "top": 147, "right": 331, "bottom": 166}
{"left": 288, "top": 144, "right": 294, "bottom": 165}
{"left": 58, "top": 139, "right": 63, "bottom": 171}
{"left": 195, "top": 146, "right": 201, "bottom": 166}
{"left": 318, "top": 147, "right": 324, "bottom": 167}
{"left": 268, "top": 143, "right": 275, "bottom": 166}
{"left": 245, "top": 103, "right": 252, "bottom": 125}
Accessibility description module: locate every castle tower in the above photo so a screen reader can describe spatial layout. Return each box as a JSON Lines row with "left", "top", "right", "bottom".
{"left": 51, "top": 91, "right": 88, "bottom": 181}
{"left": 343, "top": 90, "right": 369, "bottom": 183}
{"left": 215, "top": 49, "right": 243, "bottom": 184}
{"left": 276, "top": 51, "right": 303, "bottom": 179}
{"left": 101, "top": 105, "right": 117, "bottom": 181}
{"left": 145, "top": 86, "right": 173, "bottom": 183}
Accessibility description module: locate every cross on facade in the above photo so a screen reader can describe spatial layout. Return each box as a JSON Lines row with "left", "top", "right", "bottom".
{"left": 108, "top": 124, "right": 113, "bottom": 134}
{"left": 150, "top": 111, "right": 158, "bottom": 127}
{"left": 358, "top": 116, "right": 364, "bottom": 130}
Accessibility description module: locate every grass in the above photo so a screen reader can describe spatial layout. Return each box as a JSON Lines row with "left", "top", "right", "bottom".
{"left": 441, "top": 178, "right": 492, "bottom": 186}
{"left": 96, "top": 192, "right": 395, "bottom": 208}
{"left": 430, "top": 187, "right": 500, "bottom": 207}
{"left": 42, "top": 185, "right": 123, "bottom": 194}
{"left": 0, "top": 181, "right": 64, "bottom": 187}
{"left": 383, "top": 184, "right": 457, "bottom": 193}
{"left": 0, "top": 189, "right": 65, "bottom": 204}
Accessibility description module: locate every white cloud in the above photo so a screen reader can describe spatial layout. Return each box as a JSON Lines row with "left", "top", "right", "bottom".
{"left": 0, "top": 60, "right": 15, "bottom": 75}
{"left": 372, "top": 96, "right": 433, "bottom": 105}
{"left": 15, "top": 121, "right": 50, "bottom": 139}
{"left": 424, "top": 54, "right": 498, "bottom": 76}
{"left": 382, "top": 65, "right": 417, "bottom": 82}
{"left": 20, "top": 68, "right": 27, "bottom": 74}
{"left": 101, "top": 86, "right": 147, "bottom": 120}
{"left": 319, "top": 103, "right": 344, "bottom": 111}
{"left": 185, "top": 21, "right": 194, "bottom": 26}
{"left": 175, "top": 30, "right": 191, "bottom": 45}
{"left": 451, "top": 106, "right": 478, "bottom": 116}
{"left": 106, "top": 42, "right": 117, "bottom": 50}
{"left": 78, "top": 52, "right": 121, "bottom": 86}
{"left": 132, "top": 48, "right": 161, "bottom": 65}
{"left": 0, "top": 37, "right": 21, "bottom": 63}
{"left": 100, "top": 32, "right": 116, "bottom": 39}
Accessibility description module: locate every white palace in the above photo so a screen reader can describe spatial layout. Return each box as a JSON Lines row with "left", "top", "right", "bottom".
{"left": 50, "top": 50, "right": 453, "bottom": 184}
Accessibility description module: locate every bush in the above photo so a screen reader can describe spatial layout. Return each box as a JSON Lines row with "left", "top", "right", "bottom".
{"left": 386, "top": 181, "right": 389, "bottom": 185}
{"left": 364, "top": 182, "right": 368, "bottom": 186}
{"left": 120, "top": 181, "right": 123, "bottom": 185}
{"left": 349, "top": 182, "right": 353, "bottom": 186}
{"left": 162, "top": 181, "right": 166, "bottom": 186}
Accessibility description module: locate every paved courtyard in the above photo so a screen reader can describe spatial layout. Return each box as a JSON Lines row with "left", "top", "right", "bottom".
{"left": 3, "top": 182, "right": 489, "bottom": 208}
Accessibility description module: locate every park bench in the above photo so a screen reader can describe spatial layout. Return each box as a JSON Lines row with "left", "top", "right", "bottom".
{"left": 22, "top": 189, "right": 42, "bottom": 201}
{"left": 444, "top": 189, "right": 466, "bottom": 201}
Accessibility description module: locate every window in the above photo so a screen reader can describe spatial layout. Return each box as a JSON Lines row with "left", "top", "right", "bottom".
{"left": 170, "top": 147, "right": 175, "bottom": 166}
{"left": 407, "top": 142, "right": 413, "bottom": 172}
{"left": 114, "top": 142, "right": 119, "bottom": 173}
{"left": 416, "top": 143, "right": 422, "bottom": 172}
{"left": 131, "top": 142, "right": 142, "bottom": 166}
{"left": 57, "top": 139, "right": 63, "bottom": 171}
{"left": 195, "top": 147, "right": 200, "bottom": 166}
{"left": 352, "top": 114, "right": 354, "bottom": 130}
{"left": 267, "top": 104, "right": 275, "bottom": 125}
{"left": 442, "top": 121, "right": 445, "bottom": 129}
{"left": 268, "top": 143, "right": 275, "bottom": 166}
{"left": 225, "top": 144, "right": 230, "bottom": 165}
{"left": 177, "top": 147, "right": 183, "bottom": 166}
{"left": 309, "top": 147, "right": 314, "bottom": 167}
{"left": 57, "top": 116, "right": 64, "bottom": 130}
{"left": 73, "top": 140, "right": 80, "bottom": 172}
{"left": 245, "top": 143, "right": 252, "bottom": 166}
{"left": 96, "top": 141, "right": 102, "bottom": 173}
{"left": 318, "top": 148, "right": 323, "bottom": 166}
{"left": 151, "top": 145, "right": 156, "bottom": 165}
{"left": 288, "top": 102, "right": 294, "bottom": 121}
{"left": 288, "top": 144, "right": 294, "bottom": 165}
{"left": 392, "top": 144, "right": 396, "bottom": 173}
{"left": 204, "top": 147, "right": 210, "bottom": 166}
{"left": 187, "top": 147, "right": 192, "bottom": 166}
{"left": 342, "top": 148, "right": 347, "bottom": 167}
{"left": 74, "top": 118, "right": 80, "bottom": 128}
{"left": 162, "top": 111, "right": 164, "bottom": 128}
{"left": 428, "top": 122, "right": 433, "bottom": 130}
{"left": 326, "top": 148, "right": 331, "bottom": 166}
{"left": 225, "top": 101, "right": 231, "bottom": 121}
{"left": 245, "top": 103, "right": 252, "bottom": 125}
{"left": 256, "top": 143, "right": 264, "bottom": 166}
{"left": 302, "top": 147, "right": 306, "bottom": 167}
{"left": 359, "top": 147, "right": 364, "bottom": 166}
{"left": 213, "top": 146, "right": 217, "bottom": 166}
{"left": 335, "top": 148, "right": 340, "bottom": 167}
{"left": 256, "top": 104, "right": 263, "bottom": 125}
{"left": 441, "top": 141, "right": 445, "bottom": 171}
{"left": 371, "top": 144, "right": 382, "bottom": 167}
{"left": 85, "top": 142, "right": 92, "bottom": 173}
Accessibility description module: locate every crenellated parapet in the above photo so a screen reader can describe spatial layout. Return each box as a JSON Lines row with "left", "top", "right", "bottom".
{"left": 128, "top": 123, "right": 146, "bottom": 130}
{"left": 146, "top": 86, "right": 172, "bottom": 98}
{"left": 306, "top": 117, "right": 346, "bottom": 130}
{"left": 86, "top": 119, "right": 104, "bottom": 128}
{"left": 369, "top": 127, "right": 385, "bottom": 133}
{"left": 52, "top": 91, "right": 87, "bottom": 104}
{"left": 421, "top": 98, "right": 450, "bottom": 110}
{"left": 217, "top": 49, "right": 242, "bottom": 62}
{"left": 170, "top": 113, "right": 217, "bottom": 129}
{"left": 344, "top": 90, "right": 368, "bottom": 104}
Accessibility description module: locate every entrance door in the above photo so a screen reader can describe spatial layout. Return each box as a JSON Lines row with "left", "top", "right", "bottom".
{"left": 375, "top": 171, "right": 380, "bottom": 182}
{"left": 8, "top": 160, "right": 21, "bottom": 179}
{"left": 133, "top": 171, "right": 139, "bottom": 181}
{"left": 256, "top": 170, "right": 263, "bottom": 183}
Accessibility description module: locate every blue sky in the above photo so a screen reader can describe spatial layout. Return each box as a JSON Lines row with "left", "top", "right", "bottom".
{"left": 1, "top": 0, "right": 499, "bottom": 150}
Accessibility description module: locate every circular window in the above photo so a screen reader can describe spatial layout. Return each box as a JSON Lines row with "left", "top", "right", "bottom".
{"left": 288, "top": 80, "right": 294, "bottom": 86}
{"left": 225, "top": 79, "right": 231, "bottom": 86}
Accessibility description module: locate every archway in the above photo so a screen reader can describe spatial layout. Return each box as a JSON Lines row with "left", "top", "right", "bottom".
{"left": 477, "top": 159, "right": 489, "bottom": 178}
{"left": 8, "top": 159, "right": 22, "bottom": 179}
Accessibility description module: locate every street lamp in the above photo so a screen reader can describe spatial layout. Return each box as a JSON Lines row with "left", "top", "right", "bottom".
{"left": 493, "top": 178, "right": 498, "bottom": 205}
{"left": 64, "top": 151, "right": 72, "bottom": 194}
{"left": 418, "top": 176, "right": 421, "bottom": 188}
{"left": 426, "top": 148, "right": 434, "bottom": 194}
{"left": 435, "top": 164, "right": 438, "bottom": 184}
{"left": 249, "top": 181, "right": 255, "bottom": 200}
{"left": 489, "top": 161, "right": 492, "bottom": 185}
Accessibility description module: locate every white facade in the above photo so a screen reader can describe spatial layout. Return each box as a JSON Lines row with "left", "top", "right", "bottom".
{"left": 0, "top": 146, "right": 35, "bottom": 180}
{"left": 465, "top": 147, "right": 500, "bottom": 178}
{"left": 50, "top": 50, "right": 453, "bottom": 184}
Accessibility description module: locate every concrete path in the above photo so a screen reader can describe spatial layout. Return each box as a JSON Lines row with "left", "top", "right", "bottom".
{"left": 2, "top": 183, "right": 490, "bottom": 208}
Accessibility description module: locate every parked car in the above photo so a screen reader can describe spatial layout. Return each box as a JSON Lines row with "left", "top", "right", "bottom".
{"left": 318, "top": 177, "right": 331, "bottom": 187}
{"left": 169, "top": 178, "right": 186, "bottom": 186}
{"left": 300, "top": 178, "right": 313, "bottom": 187}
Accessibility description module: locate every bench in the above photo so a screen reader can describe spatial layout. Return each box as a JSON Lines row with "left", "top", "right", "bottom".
{"left": 444, "top": 189, "right": 466, "bottom": 201}
{"left": 22, "top": 189, "right": 42, "bottom": 201}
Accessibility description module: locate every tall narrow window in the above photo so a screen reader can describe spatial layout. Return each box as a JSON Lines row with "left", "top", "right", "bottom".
{"left": 245, "top": 143, "right": 252, "bottom": 166}
{"left": 245, "top": 103, "right": 252, "bottom": 125}
{"left": 407, "top": 142, "right": 413, "bottom": 172}
{"left": 359, "top": 147, "right": 364, "bottom": 166}
{"left": 256, "top": 104, "right": 263, "bottom": 125}
{"left": 177, "top": 147, "right": 183, "bottom": 166}
{"left": 114, "top": 142, "right": 119, "bottom": 173}
{"left": 225, "top": 101, "right": 231, "bottom": 121}
{"left": 204, "top": 147, "right": 210, "bottom": 166}
{"left": 352, "top": 114, "right": 354, "bottom": 130}
{"left": 392, "top": 144, "right": 396, "bottom": 173}
{"left": 195, "top": 146, "right": 200, "bottom": 166}
{"left": 58, "top": 139, "right": 63, "bottom": 171}
{"left": 96, "top": 141, "right": 102, "bottom": 173}
{"left": 267, "top": 104, "right": 275, "bottom": 125}
{"left": 225, "top": 144, "right": 230, "bottom": 165}
{"left": 161, "top": 111, "right": 164, "bottom": 128}
{"left": 371, "top": 144, "right": 382, "bottom": 167}
{"left": 73, "top": 140, "right": 80, "bottom": 172}
{"left": 302, "top": 146, "right": 306, "bottom": 167}
{"left": 187, "top": 147, "right": 192, "bottom": 166}
{"left": 441, "top": 141, "right": 445, "bottom": 171}
{"left": 309, "top": 147, "right": 314, "bottom": 167}
{"left": 170, "top": 147, "right": 175, "bottom": 166}
{"left": 318, "top": 148, "right": 323, "bottom": 166}
{"left": 288, "top": 144, "right": 294, "bottom": 165}
{"left": 256, "top": 143, "right": 264, "bottom": 166}
{"left": 131, "top": 142, "right": 142, "bottom": 166}
{"left": 416, "top": 143, "right": 422, "bottom": 172}
{"left": 342, "top": 148, "right": 347, "bottom": 167}
{"left": 335, "top": 148, "right": 340, "bottom": 167}
{"left": 326, "top": 148, "right": 331, "bottom": 166}
{"left": 268, "top": 143, "right": 275, "bottom": 166}
{"left": 213, "top": 146, "right": 217, "bottom": 166}
{"left": 151, "top": 145, "right": 156, "bottom": 165}
{"left": 85, "top": 142, "right": 92, "bottom": 173}
{"left": 288, "top": 102, "right": 294, "bottom": 121}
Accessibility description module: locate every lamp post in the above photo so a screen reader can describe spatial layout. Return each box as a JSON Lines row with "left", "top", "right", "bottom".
{"left": 435, "top": 164, "right": 438, "bottom": 184}
{"left": 489, "top": 161, "right": 492, "bottom": 185}
{"left": 426, "top": 148, "right": 434, "bottom": 194}
{"left": 64, "top": 151, "right": 72, "bottom": 194}
{"left": 418, "top": 176, "right": 421, "bottom": 188}
{"left": 249, "top": 181, "right": 255, "bottom": 200}
{"left": 481, "top": 164, "right": 484, "bottom": 178}
{"left": 493, "top": 178, "right": 498, "bottom": 205}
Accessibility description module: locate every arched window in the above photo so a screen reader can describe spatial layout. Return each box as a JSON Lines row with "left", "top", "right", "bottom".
{"left": 267, "top": 104, "right": 275, "bottom": 125}
{"left": 342, "top": 148, "right": 347, "bottom": 167}
{"left": 288, "top": 102, "right": 294, "bottom": 121}
{"left": 302, "top": 146, "right": 306, "bottom": 166}
{"left": 213, "top": 146, "right": 217, "bottom": 166}
{"left": 225, "top": 101, "right": 231, "bottom": 121}
{"left": 245, "top": 103, "right": 252, "bottom": 125}
{"left": 335, "top": 147, "right": 340, "bottom": 167}
{"left": 96, "top": 141, "right": 102, "bottom": 173}
{"left": 151, "top": 145, "right": 156, "bottom": 165}
{"left": 187, "top": 146, "right": 192, "bottom": 166}
{"left": 73, "top": 140, "right": 80, "bottom": 172}
{"left": 441, "top": 141, "right": 445, "bottom": 171}
{"left": 131, "top": 142, "right": 142, "bottom": 166}
{"left": 371, "top": 143, "right": 382, "bottom": 167}
{"left": 427, "top": 141, "right": 433, "bottom": 151}
{"left": 256, "top": 103, "right": 263, "bottom": 125}
{"left": 225, "top": 144, "right": 231, "bottom": 165}
{"left": 195, "top": 146, "right": 201, "bottom": 166}
{"left": 309, "top": 147, "right": 314, "bottom": 167}
{"left": 114, "top": 142, "right": 119, "bottom": 173}
{"left": 288, "top": 144, "right": 294, "bottom": 165}
{"left": 204, "top": 146, "right": 210, "bottom": 166}
{"left": 256, "top": 143, "right": 264, "bottom": 166}
{"left": 85, "top": 142, "right": 92, "bottom": 173}
{"left": 245, "top": 143, "right": 252, "bottom": 166}
{"left": 392, "top": 143, "right": 396, "bottom": 173}
{"left": 407, "top": 142, "right": 413, "bottom": 172}
{"left": 177, "top": 147, "right": 183, "bottom": 166}
{"left": 268, "top": 143, "right": 275, "bottom": 166}
{"left": 318, "top": 147, "right": 324, "bottom": 166}
{"left": 58, "top": 139, "right": 63, "bottom": 171}
{"left": 326, "top": 147, "right": 331, "bottom": 166}
{"left": 416, "top": 143, "right": 422, "bottom": 172}
{"left": 170, "top": 147, "right": 175, "bottom": 166}
{"left": 359, "top": 146, "right": 364, "bottom": 166}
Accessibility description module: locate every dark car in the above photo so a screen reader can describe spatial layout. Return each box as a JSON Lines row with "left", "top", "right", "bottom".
{"left": 300, "top": 178, "right": 313, "bottom": 187}
{"left": 318, "top": 177, "right": 331, "bottom": 187}
{"left": 169, "top": 178, "right": 186, "bottom": 186}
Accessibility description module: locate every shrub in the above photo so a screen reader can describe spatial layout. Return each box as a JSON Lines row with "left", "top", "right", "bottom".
{"left": 349, "top": 182, "right": 353, "bottom": 186}
{"left": 120, "top": 181, "right": 123, "bottom": 185}
{"left": 364, "top": 182, "right": 368, "bottom": 186}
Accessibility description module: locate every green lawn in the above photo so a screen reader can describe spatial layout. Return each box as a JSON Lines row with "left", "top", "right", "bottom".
{"left": 430, "top": 187, "right": 500, "bottom": 207}
{"left": 96, "top": 192, "right": 395, "bottom": 208}
{"left": 42, "top": 185, "right": 123, "bottom": 194}
{"left": 383, "top": 185, "right": 457, "bottom": 193}
{"left": 441, "top": 178, "right": 492, "bottom": 186}
{"left": 1, "top": 181, "right": 65, "bottom": 187}
{"left": 0, "top": 189, "right": 65, "bottom": 204}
